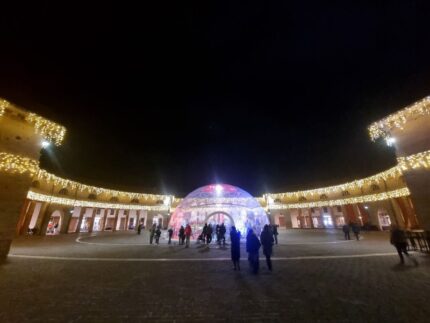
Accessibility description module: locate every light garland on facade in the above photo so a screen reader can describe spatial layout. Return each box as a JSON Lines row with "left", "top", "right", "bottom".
{"left": 267, "top": 188, "right": 410, "bottom": 210}
{"left": 25, "top": 113, "right": 66, "bottom": 146}
{"left": 0, "top": 97, "right": 66, "bottom": 145}
{"left": 368, "top": 96, "right": 430, "bottom": 141}
{"left": 266, "top": 166, "right": 402, "bottom": 200}
{"left": 397, "top": 150, "right": 430, "bottom": 170}
{"left": 0, "top": 99, "right": 10, "bottom": 116}
{"left": 36, "top": 170, "right": 173, "bottom": 202}
{"left": 27, "top": 191, "right": 170, "bottom": 211}
{"left": 0, "top": 153, "right": 39, "bottom": 175}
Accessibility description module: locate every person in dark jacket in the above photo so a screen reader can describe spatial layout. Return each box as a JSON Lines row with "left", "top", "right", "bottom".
{"left": 351, "top": 222, "right": 360, "bottom": 241}
{"left": 149, "top": 223, "right": 156, "bottom": 244}
{"left": 246, "top": 229, "right": 261, "bottom": 274}
{"left": 219, "top": 223, "right": 226, "bottom": 246}
{"left": 230, "top": 226, "right": 241, "bottom": 270}
{"left": 179, "top": 226, "right": 185, "bottom": 245}
{"left": 390, "top": 224, "right": 418, "bottom": 265}
{"left": 137, "top": 223, "right": 142, "bottom": 235}
{"left": 342, "top": 224, "right": 351, "bottom": 240}
{"left": 260, "top": 225, "right": 274, "bottom": 271}
{"left": 206, "top": 224, "right": 213, "bottom": 244}
{"left": 167, "top": 227, "right": 173, "bottom": 244}
{"left": 155, "top": 226, "right": 161, "bottom": 244}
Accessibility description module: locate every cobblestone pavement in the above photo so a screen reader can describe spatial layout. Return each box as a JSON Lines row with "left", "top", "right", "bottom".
{"left": 1, "top": 229, "right": 429, "bottom": 322}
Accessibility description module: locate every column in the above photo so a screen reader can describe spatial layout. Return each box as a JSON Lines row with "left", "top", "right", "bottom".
{"left": 16, "top": 199, "right": 33, "bottom": 235}
{"left": 308, "top": 209, "right": 314, "bottom": 228}
{"left": 60, "top": 207, "right": 72, "bottom": 234}
{"left": 101, "top": 209, "right": 108, "bottom": 231}
{"left": 112, "top": 209, "right": 119, "bottom": 232}
{"left": 75, "top": 207, "right": 86, "bottom": 233}
{"left": 88, "top": 208, "right": 97, "bottom": 233}
{"left": 124, "top": 210, "right": 129, "bottom": 230}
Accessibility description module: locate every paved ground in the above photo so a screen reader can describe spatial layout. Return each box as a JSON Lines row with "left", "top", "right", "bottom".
{"left": 1, "top": 229, "right": 429, "bottom": 322}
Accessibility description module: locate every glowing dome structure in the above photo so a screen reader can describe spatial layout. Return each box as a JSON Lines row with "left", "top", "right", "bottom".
{"left": 168, "top": 184, "right": 269, "bottom": 239}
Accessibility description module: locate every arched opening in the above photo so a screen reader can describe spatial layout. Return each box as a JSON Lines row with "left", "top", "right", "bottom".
{"left": 204, "top": 211, "right": 235, "bottom": 241}
{"left": 46, "top": 210, "right": 63, "bottom": 235}
{"left": 377, "top": 208, "right": 392, "bottom": 230}
{"left": 152, "top": 214, "right": 164, "bottom": 228}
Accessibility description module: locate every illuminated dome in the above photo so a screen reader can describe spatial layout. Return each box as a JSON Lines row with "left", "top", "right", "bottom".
{"left": 168, "top": 184, "right": 269, "bottom": 239}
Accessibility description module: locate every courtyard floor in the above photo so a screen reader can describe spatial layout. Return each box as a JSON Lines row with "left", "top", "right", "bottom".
{"left": 1, "top": 229, "right": 429, "bottom": 322}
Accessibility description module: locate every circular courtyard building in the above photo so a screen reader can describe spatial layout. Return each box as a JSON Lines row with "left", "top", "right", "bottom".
{"left": 168, "top": 184, "right": 269, "bottom": 239}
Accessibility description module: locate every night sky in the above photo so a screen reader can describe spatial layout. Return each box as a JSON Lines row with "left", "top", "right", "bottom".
{"left": 1, "top": 1, "right": 430, "bottom": 197}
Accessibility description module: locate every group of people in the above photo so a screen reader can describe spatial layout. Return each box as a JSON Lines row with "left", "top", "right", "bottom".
{"left": 177, "top": 224, "right": 192, "bottom": 247}
{"left": 198, "top": 223, "right": 227, "bottom": 246}
{"left": 342, "top": 222, "right": 361, "bottom": 241}
{"left": 244, "top": 225, "right": 276, "bottom": 274}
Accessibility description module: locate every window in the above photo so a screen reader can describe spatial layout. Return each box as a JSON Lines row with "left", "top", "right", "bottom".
{"left": 323, "top": 207, "right": 328, "bottom": 213}
{"left": 337, "top": 206, "right": 342, "bottom": 212}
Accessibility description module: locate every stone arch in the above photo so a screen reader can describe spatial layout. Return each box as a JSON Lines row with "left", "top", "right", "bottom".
{"left": 152, "top": 214, "right": 164, "bottom": 228}
{"left": 46, "top": 209, "right": 65, "bottom": 235}
{"left": 204, "top": 211, "right": 235, "bottom": 227}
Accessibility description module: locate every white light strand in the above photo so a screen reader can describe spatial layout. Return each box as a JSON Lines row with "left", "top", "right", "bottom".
{"left": 27, "top": 191, "right": 171, "bottom": 211}
{"left": 267, "top": 188, "right": 410, "bottom": 209}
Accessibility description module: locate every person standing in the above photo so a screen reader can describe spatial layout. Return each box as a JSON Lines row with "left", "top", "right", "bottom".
{"left": 149, "top": 223, "right": 156, "bottom": 244}
{"left": 155, "top": 225, "right": 161, "bottom": 244}
{"left": 260, "top": 225, "right": 274, "bottom": 271}
{"left": 137, "top": 223, "right": 142, "bottom": 235}
{"left": 352, "top": 222, "right": 360, "bottom": 241}
{"left": 390, "top": 224, "right": 418, "bottom": 265}
{"left": 272, "top": 224, "right": 279, "bottom": 245}
{"left": 206, "top": 224, "right": 213, "bottom": 244}
{"left": 219, "top": 223, "right": 226, "bottom": 247}
{"left": 342, "top": 223, "right": 351, "bottom": 240}
{"left": 184, "top": 224, "right": 192, "bottom": 248}
{"left": 246, "top": 229, "right": 261, "bottom": 274}
{"left": 201, "top": 223, "right": 208, "bottom": 244}
{"left": 230, "top": 226, "right": 241, "bottom": 270}
{"left": 168, "top": 227, "right": 173, "bottom": 244}
{"left": 179, "top": 225, "right": 185, "bottom": 245}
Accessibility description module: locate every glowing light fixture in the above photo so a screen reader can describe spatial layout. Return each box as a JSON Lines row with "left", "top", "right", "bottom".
{"left": 385, "top": 137, "right": 396, "bottom": 146}
{"left": 215, "top": 184, "right": 223, "bottom": 194}
{"left": 41, "top": 141, "right": 51, "bottom": 148}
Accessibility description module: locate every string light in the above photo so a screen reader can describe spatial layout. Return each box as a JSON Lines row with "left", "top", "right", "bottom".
{"left": 368, "top": 96, "right": 430, "bottom": 141}
{"left": 0, "top": 99, "right": 10, "bottom": 116}
{"left": 269, "top": 188, "right": 410, "bottom": 209}
{"left": 0, "top": 153, "right": 39, "bottom": 175}
{"left": 267, "top": 166, "right": 402, "bottom": 200}
{"left": 27, "top": 191, "right": 171, "bottom": 211}
{"left": 0, "top": 97, "right": 66, "bottom": 146}
{"left": 35, "top": 169, "right": 174, "bottom": 202}
{"left": 25, "top": 113, "right": 66, "bottom": 146}
{"left": 397, "top": 150, "right": 430, "bottom": 170}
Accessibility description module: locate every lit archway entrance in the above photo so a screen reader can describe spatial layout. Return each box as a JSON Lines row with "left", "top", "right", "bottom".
{"left": 205, "top": 212, "right": 234, "bottom": 242}
{"left": 46, "top": 210, "right": 63, "bottom": 235}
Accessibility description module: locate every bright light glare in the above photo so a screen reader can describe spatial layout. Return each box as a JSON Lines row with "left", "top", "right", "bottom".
{"left": 364, "top": 206, "right": 369, "bottom": 209}
{"left": 386, "top": 137, "right": 396, "bottom": 146}
{"left": 215, "top": 184, "right": 223, "bottom": 194}
{"left": 41, "top": 141, "right": 50, "bottom": 148}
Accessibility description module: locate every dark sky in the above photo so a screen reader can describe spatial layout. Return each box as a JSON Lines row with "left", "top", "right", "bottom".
{"left": 1, "top": 1, "right": 430, "bottom": 197}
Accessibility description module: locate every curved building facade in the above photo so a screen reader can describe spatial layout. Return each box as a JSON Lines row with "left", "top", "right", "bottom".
{"left": 0, "top": 95, "right": 429, "bottom": 258}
